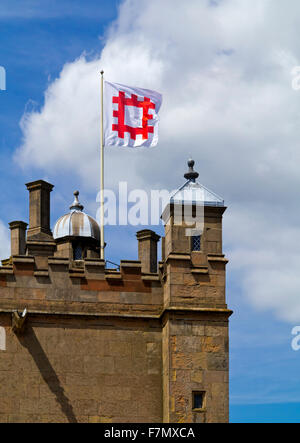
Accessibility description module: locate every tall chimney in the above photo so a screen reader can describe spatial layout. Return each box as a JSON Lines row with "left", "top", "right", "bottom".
{"left": 25, "top": 180, "right": 54, "bottom": 239}
{"left": 136, "top": 229, "right": 160, "bottom": 273}
{"left": 9, "top": 221, "right": 27, "bottom": 256}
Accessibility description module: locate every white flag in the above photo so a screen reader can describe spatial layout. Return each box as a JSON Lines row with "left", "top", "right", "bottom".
{"left": 104, "top": 81, "right": 162, "bottom": 148}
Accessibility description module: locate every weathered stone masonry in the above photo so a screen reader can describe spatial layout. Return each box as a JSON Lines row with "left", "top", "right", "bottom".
{"left": 0, "top": 161, "right": 232, "bottom": 423}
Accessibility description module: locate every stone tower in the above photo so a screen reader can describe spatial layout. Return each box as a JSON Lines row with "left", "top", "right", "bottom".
{"left": 161, "top": 160, "right": 231, "bottom": 423}
{"left": 0, "top": 160, "right": 231, "bottom": 423}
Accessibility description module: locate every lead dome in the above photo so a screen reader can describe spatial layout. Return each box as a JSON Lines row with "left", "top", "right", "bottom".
{"left": 53, "top": 191, "right": 100, "bottom": 241}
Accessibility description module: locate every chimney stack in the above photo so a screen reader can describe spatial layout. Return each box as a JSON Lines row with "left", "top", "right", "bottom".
{"left": 9, "top": 221, "right": 27, "bottom": 256}
{"left": 25, "top": 180, "right": 54, "bottom": 240}
{"left": 136, "top": 229, "right": 160, "bottom": 273}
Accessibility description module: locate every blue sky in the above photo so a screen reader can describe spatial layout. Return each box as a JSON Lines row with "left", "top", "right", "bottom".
{"left": 1, "top": 0, "right": 300, "bottom": 423}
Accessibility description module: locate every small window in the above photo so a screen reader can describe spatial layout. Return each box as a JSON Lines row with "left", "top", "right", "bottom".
{"left": 74, "top": 244, "right": 83, "bottom": 260}
{"left": 193, "top": 391, "right": 205, "bottom": 410}
{"left": 192, "top": 235, "right": 201, "bottom": 251}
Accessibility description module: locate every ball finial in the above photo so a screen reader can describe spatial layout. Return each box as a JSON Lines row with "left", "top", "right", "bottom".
{"left": 188, "top": 158, "right": 195, "bottom": 168}
{"left": 184, "top": 158, "right": 199, "bottom": 182}
{"left": 70, "top": 190, "right": 84, "bottom": 211}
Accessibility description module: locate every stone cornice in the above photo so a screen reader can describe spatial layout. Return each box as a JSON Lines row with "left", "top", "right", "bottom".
{"left": 0, "top": 304, "right": 232, "bottom": 320}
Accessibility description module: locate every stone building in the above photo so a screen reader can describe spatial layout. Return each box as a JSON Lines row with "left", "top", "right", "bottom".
{"left": 0, "top": 160, "right": 232, "bottom": 423}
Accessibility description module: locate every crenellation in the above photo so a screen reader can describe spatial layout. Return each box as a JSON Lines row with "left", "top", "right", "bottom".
{"left": 0, "top": 161, "right": 232, "bottom": 423}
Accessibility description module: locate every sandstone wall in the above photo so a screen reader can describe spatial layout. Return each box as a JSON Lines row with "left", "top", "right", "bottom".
{"left": 0, "top": 314, "right": 162, "bottom": 423}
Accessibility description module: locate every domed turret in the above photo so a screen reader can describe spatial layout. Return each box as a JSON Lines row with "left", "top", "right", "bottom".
{"left": 53, "top": 191, "right": 100, "bottom": 241}
{"left": 53, "top": 191, "right": 100, "bottom": 260}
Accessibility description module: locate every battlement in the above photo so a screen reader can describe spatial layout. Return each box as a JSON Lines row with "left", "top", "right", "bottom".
{"left": 0, "top": 251, "right": 230, "bottom": 318}
{"left": 0, "top": 257, "right": 163, "bottom": 318}
{"left": 0, "top": 163, "right": 232, "bottom": 423}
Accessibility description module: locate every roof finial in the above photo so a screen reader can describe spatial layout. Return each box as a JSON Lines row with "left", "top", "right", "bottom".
{"left": 70, "top": 190, "right": 84, "bottom": 211}
{"left": 184, "top": 158, "right": 199, "bottom": 182}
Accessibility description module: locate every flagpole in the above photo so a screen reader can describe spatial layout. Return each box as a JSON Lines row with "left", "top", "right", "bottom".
{"left": 100, "top": 70, "right": 105, "bottom": 260}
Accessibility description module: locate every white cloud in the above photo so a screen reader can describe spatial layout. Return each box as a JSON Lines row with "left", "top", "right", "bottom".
{"left": 0, "top": 220, "right": 10, "bottom": 262}
{"left": 225, "top": 205, "right": 300, "bottom": 323}
{"left": 15, "top": 0, "right": 300, "bottom": 321}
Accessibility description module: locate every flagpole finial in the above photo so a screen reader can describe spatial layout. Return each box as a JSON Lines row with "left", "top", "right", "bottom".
{"left": 184, "top": 158, "right": 199, "bottom": 182}
{"left": 100, "top": 70, "right": 104, "bottom": 75}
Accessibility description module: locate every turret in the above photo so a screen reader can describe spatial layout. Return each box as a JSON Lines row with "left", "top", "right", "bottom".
{"left": 53, "top": 191, "right": 100, "bottom": 260}
{"left": 161, "top": 159, "right": 231, "bottom": 423}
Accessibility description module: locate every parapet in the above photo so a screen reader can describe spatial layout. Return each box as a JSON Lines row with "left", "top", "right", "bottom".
{"left": 0, "top": 256, "right": 163, "bottom": 319}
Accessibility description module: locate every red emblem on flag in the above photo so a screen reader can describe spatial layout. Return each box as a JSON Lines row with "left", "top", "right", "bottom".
{"left": 104, "top": 81, "right": 162, "bottom": 148}
{"left": 112, "top": 91, "right": 156, "bottom": 141}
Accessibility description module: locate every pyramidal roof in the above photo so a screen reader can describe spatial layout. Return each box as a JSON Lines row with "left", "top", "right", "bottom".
{"left": 170, "top": 160, "right": 224, "bottom": 207}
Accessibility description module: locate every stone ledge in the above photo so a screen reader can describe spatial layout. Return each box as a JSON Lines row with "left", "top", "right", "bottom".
{"left": 105, "top": 273, "right": 122, "bottom": 280}
{"left": 34, "top": 270, "right": 49, "bottom": 277}
{"left": 12, "top": 256, "right": 35, "bottom": 264}
{"left": 85, "top": 258, "right": 105, "bottom": 264}
{"left": 207, "top": 255, "right": 228, "bottom": 264}
{"left": 0, "top": 304, "right": 232, "bottom": 320}
{"left": 136, "top": 230, "right": 160, "bottom": 242}
{"left": 120, "top": 260, "right": 142, "bottom": 269}
{"left": 191, "top": 267, "right": 209, "bottom": 275}
{"left": 165, "top": 306, "right": 232, "bottom": 315}
{"left": 84, "top": 259, "right": 105, "bottom": 268}
{"left": 141, "top": 274, "right": 160, "bottom": 282}
{"left": 0, "top": 307, "right": 161, "bottom": 319}
{"left": 48, "top": 258, "right": 69, "bottom": 266}
{"left": 0, "top": 267, "right": 13, "bottom": 275}
{"left": 26, "top": 240, "right": 56, "bottom": 247}
{"left": 166, "top": 253, "right": 191, "bottom": 262}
